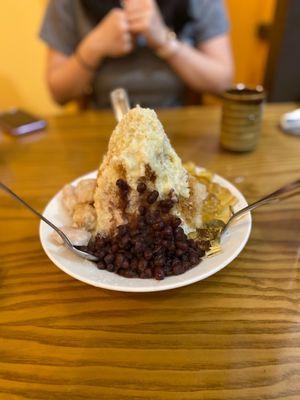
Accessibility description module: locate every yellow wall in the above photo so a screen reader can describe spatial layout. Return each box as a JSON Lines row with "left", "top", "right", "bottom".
{"left": 0, "top": 0, "right": 61, "bottom": 115}
{"left": 226, "top": 0, "right": 276, "bottom": 85}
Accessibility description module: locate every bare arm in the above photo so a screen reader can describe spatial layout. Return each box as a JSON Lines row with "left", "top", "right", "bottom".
{"left": 46, "top": 48, "right": 96, "bottom": 105}
{"left": 45, "top": 9, "right": 133, "bottom": 105}
{"left": 164, "top": 34, "right": 234, "bottom": 94}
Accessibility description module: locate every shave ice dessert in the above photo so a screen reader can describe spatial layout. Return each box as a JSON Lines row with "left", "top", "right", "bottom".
{"left": 53, "top": 106, "right": 237, "bottom": 280}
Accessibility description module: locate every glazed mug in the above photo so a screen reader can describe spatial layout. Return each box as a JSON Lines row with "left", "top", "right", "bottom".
{"left": 220, "top": 84, "right": 266, "bottom": 152}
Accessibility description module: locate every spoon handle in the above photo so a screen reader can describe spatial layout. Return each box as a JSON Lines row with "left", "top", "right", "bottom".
{"left": 225, "top": 179, "right": 300, "bottom": 231}
{"left": 110, "top": 88, "right": 130, "bottom": 122}
{"left": 0, "top": 182, "right": 72, "bottom": 247}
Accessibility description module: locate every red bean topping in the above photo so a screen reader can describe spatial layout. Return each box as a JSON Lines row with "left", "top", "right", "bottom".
{"left": 116, "top": 179, "right": 129, "bottom": 191}
{"left": 141, "top": 268, "right": 153, "bottom": 279}
{"left": 104, "top": 254, "right": 114, "bottom": 265}
{"left": 159, "top": 199, "right": 174, "bottom": 211}
{"left": 176, "top": 242, "right": 188, "bottom": 251}
{"left": 89, "top": 179, "right": 210, "bottom": 279}
{"left": 173, "top": 264, "right": 184, "bottom": 275}
{"left": 97, "top": 262, "right": 106, "bottom": 270}
{"left": 117, "top": 225, "right": 128, "bottom": 235}
{"left": 147, "top": 190, "right": 159, "bottom": 204}
{"left": 138, "top": 259, "right": 148, "bottom": 271}
{"left": 106, "top": 264, "right": 115, "bottom": 272}
{"left": 138, "top": 205, "right": 147, "bottom": 215}
{"left": 154, "top": 267, "right": 165, "bottom": 280}
{"left": 176, "top": 249, "right": 184, "bottom": 257}
{"left": 171, "top": 217, "right": 181, "bottom": 228}
{"left": 115, "top": 254, "right": 124, "bottom": 268}
{"left": 130, "top": 258, "right": 138, "bottom": 269}
{"left": 144, "top": 249, "right": 152, "bottom": 260}
{"left": 96, "top": 250, "right": 106, "bottom": 260}
{"left": 153, "top": 221, "right": 165, "bottom": 231}
{"left": 162, "top": 226, "right": 173, "bottom": 238}
{"left": 137, "top": 182, "right": 147, "bottom": 193}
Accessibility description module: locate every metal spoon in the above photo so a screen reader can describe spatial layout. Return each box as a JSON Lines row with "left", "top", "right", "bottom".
{"left": 0, "top": 182, "right": 99, "bottom": 262}
{"left": 205, "top": 179, "right": 300, "bottom": 240}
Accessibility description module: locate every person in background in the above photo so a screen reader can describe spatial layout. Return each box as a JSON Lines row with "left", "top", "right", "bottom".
{"left": 40, "top": 0, "right": 234, "bottom": 108}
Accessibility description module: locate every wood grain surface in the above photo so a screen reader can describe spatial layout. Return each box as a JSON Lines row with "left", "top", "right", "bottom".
{"left": 0, "top": 104, "right": 300, "bottom": 400}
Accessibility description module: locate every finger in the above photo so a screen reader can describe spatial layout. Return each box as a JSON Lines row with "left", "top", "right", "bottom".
{"left": 124, "top": 39, "right": 134, "bottom": 53}
{"left": 111, "top": 7, "right": 127, "bottom": 20}
{"left": 121, "top": 20, "right": 130, "bottom": 31}
{"left": 130, "top": 25, "right": 145, "bottom": 35}
{"left": 118, "top": 15, "right": 130, "bottom": 33}
{"left": 123, "top": 32, "right": 132, "bottom": 44}
{"left": 123, "top": 0, "right": 146, "bottom": 13}
{"left": 127, "top": 14, "right": 149, "bottom": 32}
{"left": 120, "top": 32, "right": 133, "bottom": 50}
{"left": 128, "top": 22, "right": 147, "bottom": 34}
{"left": 126, "top": 11, "right": 149, "bottom": 23}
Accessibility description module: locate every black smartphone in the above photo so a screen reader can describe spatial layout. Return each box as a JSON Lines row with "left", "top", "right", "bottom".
{"left": 0, "top": 108, "right": 47, "bottom": 136}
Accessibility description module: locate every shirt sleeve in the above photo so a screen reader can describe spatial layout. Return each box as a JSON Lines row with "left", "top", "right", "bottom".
{"left": 39, "top": 0, "right": 79, "bottom": 55}
{"left": 183, "top": 0, "right": 229, "bottom": 45}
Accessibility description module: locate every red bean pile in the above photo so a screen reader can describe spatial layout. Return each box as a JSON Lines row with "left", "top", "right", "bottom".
{"left": 86, "top": 180, "right": 210, "bottom": 280}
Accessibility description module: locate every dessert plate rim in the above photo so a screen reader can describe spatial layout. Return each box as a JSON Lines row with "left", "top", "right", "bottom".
{"left": 39, "top": 170, "right": 252, "bottom": 292}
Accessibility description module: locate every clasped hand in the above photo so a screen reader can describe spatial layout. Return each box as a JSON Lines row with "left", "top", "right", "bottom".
{"left": 86, "top": 0, "right": 168, "bottom": 60}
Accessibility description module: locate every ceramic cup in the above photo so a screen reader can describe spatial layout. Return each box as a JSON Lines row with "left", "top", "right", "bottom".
{"left": 220, "top": 84, "right": 266, "bottom": 152}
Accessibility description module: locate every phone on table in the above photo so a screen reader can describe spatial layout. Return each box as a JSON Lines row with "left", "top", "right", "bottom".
{"left": 0, "top": 108, "right": 47, "bottom": 136}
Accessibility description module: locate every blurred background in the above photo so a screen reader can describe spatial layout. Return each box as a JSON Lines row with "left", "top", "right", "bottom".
{"left": 0, "top": 0, "right": 297, "bottom": 115}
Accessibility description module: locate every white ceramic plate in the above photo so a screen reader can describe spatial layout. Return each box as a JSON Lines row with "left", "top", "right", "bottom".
{"left": 40, "top": 171, "right": 251, "bottom": 292}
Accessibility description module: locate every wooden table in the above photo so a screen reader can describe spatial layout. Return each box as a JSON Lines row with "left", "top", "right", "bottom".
{"left": 1, "top": 104, "right": 300, "bottom": 400}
